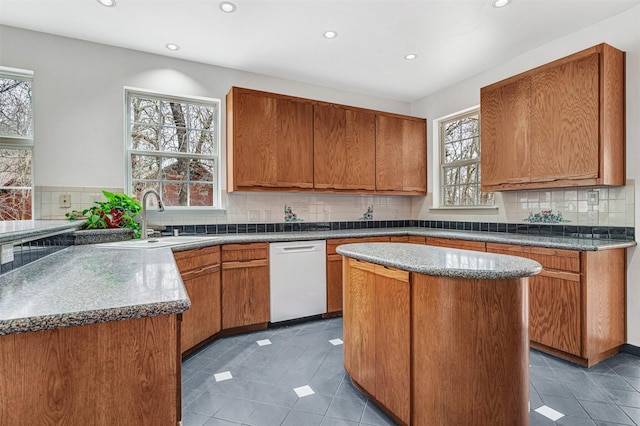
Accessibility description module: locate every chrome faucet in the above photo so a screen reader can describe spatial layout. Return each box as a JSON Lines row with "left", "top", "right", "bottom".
{"left": 140, "top": 189, "right": 165, "bottom": 240}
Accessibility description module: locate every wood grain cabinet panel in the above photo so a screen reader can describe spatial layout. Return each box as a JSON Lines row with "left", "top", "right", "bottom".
{"left": 174, "top": 246, "right": 221, "bottom": 354}
{"left": 375, "top": 114, "right": 427, "bottom": 194}
{"left": 481, "top": 43, "right": 625, "bottom": 191}
{"left": 221, "top": 243, "right": 270, "bottom": 330}
{"left": 314, "top": 104, "right": 376, "bottom": 191}
{"left": 487, "top": 242, "right": 626, "bottom": 366}
{"left": 227, "top": 87, "right": 313, "bottom": 191}
{"left": 326, "top": 237, "right": 392, "bottom": 315}
{"left": 480, "top": 78, "right": 531, "bottom": 187}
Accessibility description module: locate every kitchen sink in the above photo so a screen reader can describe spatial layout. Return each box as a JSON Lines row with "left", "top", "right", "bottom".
{"left": 96, "top": 235, "right": 222, "bottom": 249}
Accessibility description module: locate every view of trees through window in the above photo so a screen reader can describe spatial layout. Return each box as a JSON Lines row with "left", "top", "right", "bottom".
{"left": 0, "top": 73, "right": 33, "bottom": 220}
{"left": 441, "top": 111, "right": 494, "bottom": 206}
{"left": 128, "top": 92, "right": 219, "bottom": 208}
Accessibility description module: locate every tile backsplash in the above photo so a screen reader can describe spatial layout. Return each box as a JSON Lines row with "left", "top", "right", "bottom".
{"left": 35, "top": 182, "right": 635, "bottom": 229}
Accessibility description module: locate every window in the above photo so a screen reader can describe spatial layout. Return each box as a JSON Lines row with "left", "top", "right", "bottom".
{"left": 126, "top": 89, "right": 221, "bottom": 208}
{"left": 0, "top": 68, "right": 34, "bottom": 220}
{"left": 440, "top": 109, "right": 493, "bottom": 207}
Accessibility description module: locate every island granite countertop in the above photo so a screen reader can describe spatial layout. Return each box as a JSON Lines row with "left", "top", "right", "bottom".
{"left": 0, "top": 245, "right": 189, "bottom": 335}
{"left": 337, "top": 242, "right": 543, "bottom": 280}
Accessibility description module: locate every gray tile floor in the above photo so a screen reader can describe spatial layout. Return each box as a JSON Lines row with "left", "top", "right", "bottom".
{"left": 181, "top": 318, "right": 640, "bottom": 425}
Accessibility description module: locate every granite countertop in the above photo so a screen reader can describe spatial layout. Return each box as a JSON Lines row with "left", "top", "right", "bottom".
{"left": 337, "top": 242, "right": 543, "bottom": 280}
{"left": 0, "top": 220, "right": 83, "bottom": 244}
{"left": 0, "top": 245, "right": 189, "bottom": 336}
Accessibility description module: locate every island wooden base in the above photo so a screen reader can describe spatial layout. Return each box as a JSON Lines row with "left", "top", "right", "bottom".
{"left": 343, "top": 257, "right": 530, "bottom": 426}
{"left": 0, "top": 314, "right": 180, "bottom": 426}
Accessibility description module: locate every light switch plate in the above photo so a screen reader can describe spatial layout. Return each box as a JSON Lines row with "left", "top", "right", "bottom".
{"left": 1, "top": 244, "right": 14, "bottom": 265}
{"left": 587, "top": 190, "right": 599, "bottom": 206}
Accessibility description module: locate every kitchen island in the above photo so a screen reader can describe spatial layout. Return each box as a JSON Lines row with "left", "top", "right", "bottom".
{"left": 337, "top": 243, "right": 542, "bottom": 426}
{"left": 0, "top": 246, "right": 189, "bottom": 425}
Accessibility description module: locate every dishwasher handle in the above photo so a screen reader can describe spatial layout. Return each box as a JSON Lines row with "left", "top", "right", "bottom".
{"left": 281, "top": 245, "right": 318, "bottom": 252}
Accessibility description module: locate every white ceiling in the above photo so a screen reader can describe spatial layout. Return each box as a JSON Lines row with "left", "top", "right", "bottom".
{"left": 1, "top": 0, "right": 639, "bottom": 102}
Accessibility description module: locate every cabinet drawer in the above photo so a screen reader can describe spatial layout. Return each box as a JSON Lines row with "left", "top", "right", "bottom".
{"left": 327, "top": 237, "right": 389, "bottom": 255}
{"left": 486, "top": 243, "right": 580, "bottom": 272}
{"left": 221, "top": 243, "right": 268, "bottom": 262}
{"left": 426, "top": 237, "right": 486, "bottom": 252}
{"left": 174, "top": 246, "right": 220, "bottom": 273}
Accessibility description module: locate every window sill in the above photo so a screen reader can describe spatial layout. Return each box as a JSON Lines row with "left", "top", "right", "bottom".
{"left": 429, "top": 206, "right": 499, "bottom": 212}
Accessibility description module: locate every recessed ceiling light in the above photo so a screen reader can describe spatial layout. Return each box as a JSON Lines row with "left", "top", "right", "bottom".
{"left": 97, "top": 0, "right": 116, "bottom": 7}
{"left": 165, "top": 43, "right": 180, "bottom": 51}
{"left": 323, "top": 30, "right": 338, "bottom": 39}
{"left": 219, "top": 2, "right": 236, "bottom": 13}
{"left": 492, "top": 0, "right": 511, "bottom": 8}
{"left": 405, "top": 53, "right": 418, "bottom": 60}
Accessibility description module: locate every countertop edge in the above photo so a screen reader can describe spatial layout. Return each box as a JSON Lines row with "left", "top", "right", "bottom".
{"left": 0, "top": 299, "right": 190, "bottom": 336}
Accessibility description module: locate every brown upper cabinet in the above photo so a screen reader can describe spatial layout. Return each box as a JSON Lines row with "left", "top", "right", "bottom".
{"left": 314, "top": 104, "right": 376, "bottom": 191}
{"left": 227, "top": 87, "right": 314, "bottom": 191}
{"left": 227, "top": 87, "right": 427, "bottom": 195}
{"left": 375, "top": 115, "right": 427, "bottom": 194}
{"left": 481, "top": 43, "right": 625, "bottom": 191}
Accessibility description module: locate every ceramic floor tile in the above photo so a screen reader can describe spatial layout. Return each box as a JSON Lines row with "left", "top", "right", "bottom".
{"left": 325, "top": 396, "right": 366, "bottom": 422}
{"left": 579, "top": 400, "right": 635, "bottom": 425}
{"left": 214, "top": 371, "right": 233, "bottom": 382}
{"left": 256, "top": 339, "right": 272, "bottom": 346}
{"left": 292, "top": 392, "right": 334, "bottom": 416}
{"left": 535, "top": 405, "right": 565, "bottom": 421}
{"left": 295, "top": 385, "right": 316, "bottom": 398}
{"left": 329, "top": 338, "right": 343, "bottom": 346}
{"left": 281, "top": 409, "right": 324, "bottom": 426}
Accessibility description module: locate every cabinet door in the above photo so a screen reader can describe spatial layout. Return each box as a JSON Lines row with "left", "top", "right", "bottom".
{"left": 181, "top": 265, "right": 221, "bottom": 353}
{"left": 326, "top": 254, "right": 343, "bottom": 314}
{"left": 221, "top": 260, "right": 270, "bottom": 329}
{"left": 529, "top": 272, "right": 581, "bottom": 356}
{"left": 480, "top": 78, "right": 531, "bottom": 190}
{"left": 529, "top": 53, "right": 599, "bottom": 183}
{"left": 314, "top": 104, "right": 376, "bottom": 190}
{"left": 276, "top": 97, "right": 314, "bottom": 188}
{"left": 375, "top": 115, "right": 427, "bottom": 194}
{"left": 343, "top": 258, "right": 376, "bottom": 392}
{"left": 230, "top": 89, "right": 313, "bottom": 190}
{"left": 232, "top": 90, "right": 278, "bottom": 187}
{"left": 374, "top": 265, "right": 410, "bottom": 425}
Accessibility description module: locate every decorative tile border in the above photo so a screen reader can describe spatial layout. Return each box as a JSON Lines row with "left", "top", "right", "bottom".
{"left": 164, "top": 220, "right": 634, "bottom": 241}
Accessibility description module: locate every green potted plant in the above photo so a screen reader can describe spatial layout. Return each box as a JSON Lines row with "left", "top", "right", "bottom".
{"left": 66, "top": 191, "right": 143, "bottom": 240}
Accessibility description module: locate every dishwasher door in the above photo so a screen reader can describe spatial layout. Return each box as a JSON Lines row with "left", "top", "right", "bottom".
{"left": 269, "top": 240, "right": 327, "bottom": 323}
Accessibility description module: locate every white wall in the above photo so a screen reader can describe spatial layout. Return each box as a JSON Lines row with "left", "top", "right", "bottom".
{"left": 410, "top": 5, "right": 640, "bottom": 346}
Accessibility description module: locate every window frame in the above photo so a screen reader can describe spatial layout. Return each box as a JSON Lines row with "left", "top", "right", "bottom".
{"left": 124, "top": 87, "right": 222, "bottom": 210}
{"left": 0, "top": 67, "right": 35, "bottom": 220}
{"left": 437, "top": 107, "right": 494, "bottom": 208}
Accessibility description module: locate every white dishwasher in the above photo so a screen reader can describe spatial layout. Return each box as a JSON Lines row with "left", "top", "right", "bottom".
{"left": 269, "top": 240, "right": 327, "bottom": 323}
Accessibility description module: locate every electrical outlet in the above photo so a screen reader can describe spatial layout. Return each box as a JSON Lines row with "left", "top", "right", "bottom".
{"left": 263, "top": 210, "right": 271, "bottom": 222}
{"left": 59, "top": 194, "right": 71, "bottom": 208}
{"left": 248, "top": 210, "right": 260, "bottom": 222}
{"left": 587, "top": 190, "right": 599, "bottom": 206}
{"left": 1, "top": 244, "right": 14, "bottom": 265}
{"left": 323, "top": 211, "right": 330, "bottom": 221}
{"left": 587, "top": 210, "right": 599, "bottom": 225}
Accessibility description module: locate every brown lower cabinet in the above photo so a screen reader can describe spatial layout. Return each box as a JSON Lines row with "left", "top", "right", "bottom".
{"left": 487, "top": 243, "right": 626, "bottom": 366}
{"left": 221, "top": 243, "right": 270, "bottom": 330}
{"left": 326, "top": 236, "right": 394, "bottom": 315}
{"left": 174, "top": 246, "right": 221, "bottom": 354}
